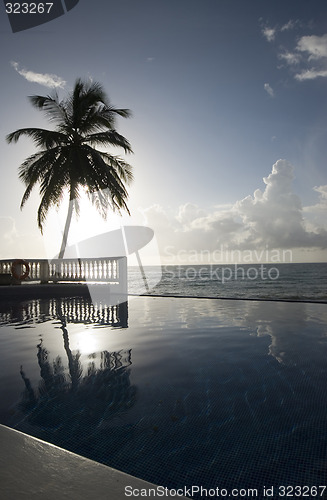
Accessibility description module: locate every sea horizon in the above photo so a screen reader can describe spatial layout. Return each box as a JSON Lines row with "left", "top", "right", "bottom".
{"left": 128, "top": 262, "right": 327, "bottom": 303}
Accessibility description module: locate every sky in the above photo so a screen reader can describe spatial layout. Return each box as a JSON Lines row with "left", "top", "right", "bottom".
{"left": 0, "top": 0, "right": 327, "bottom": 264}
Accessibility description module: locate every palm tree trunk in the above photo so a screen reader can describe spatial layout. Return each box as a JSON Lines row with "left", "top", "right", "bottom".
{"left": 58, "top": 193, "right": 74, "bottom": 259}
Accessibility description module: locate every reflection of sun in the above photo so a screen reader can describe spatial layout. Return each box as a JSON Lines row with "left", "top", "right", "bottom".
{"left": 76, "top": 332, "right": 99, "bottom": 355}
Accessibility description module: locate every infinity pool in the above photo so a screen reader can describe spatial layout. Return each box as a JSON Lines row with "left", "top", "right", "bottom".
{"left": 1, "top": 295, "right": 327, "bottom": 497}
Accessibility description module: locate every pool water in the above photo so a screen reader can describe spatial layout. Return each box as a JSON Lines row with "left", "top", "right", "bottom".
{"left": 1, "top": 295, "right": 327, "bottom": 496}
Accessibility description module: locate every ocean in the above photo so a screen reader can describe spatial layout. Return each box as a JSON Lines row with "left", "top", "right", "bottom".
{"left": 128, "top": 262, "right": 327, "bottom": 302}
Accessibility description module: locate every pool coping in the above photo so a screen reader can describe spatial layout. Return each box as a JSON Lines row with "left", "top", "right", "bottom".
{"left": 0, "top": 424, "right": 190, "bottom": 499}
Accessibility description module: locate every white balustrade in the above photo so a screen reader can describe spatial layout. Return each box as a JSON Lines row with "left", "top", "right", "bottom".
{"left": 0, "top": 257, "right": 127, "bottom": 290}
{"left": 0, "top": 296, "right": 128, "bottom": 328}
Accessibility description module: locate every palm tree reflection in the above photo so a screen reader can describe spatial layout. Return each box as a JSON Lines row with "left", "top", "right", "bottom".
{"left": 18, "top": 316, "right": 136, "bottom": 456}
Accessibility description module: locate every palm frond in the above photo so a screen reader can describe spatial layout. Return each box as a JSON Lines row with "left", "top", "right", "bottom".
{"left": 29, "top": 94, "right": 68, "bottom": 125}
{"left": 110, "top": 108, "right": 132, "bottom": 119}
{"left": 80, "top": 106, "right": 132, "bottom": 135}
{"left": 83, "top": 130, "right": 133, "bottom": 154}
{"left": 37, "top": 168, "right": 69, "bottom": 231}
{"left": 69, "top": 79, "right": 108, "bottom": 130}
{"left": 7, "top": 128, "right": 67, "bottom": 148}
{"left": 97, "top": 151, "right": 134, "bottom": 184}
{"left": 19, "top": 149, "right": 60, "bottom": 205}
{"left": 82, "top": 147, "right": 131, "bottom": 214}
{"left": 20, "top": 148, "right": 70, "bottom": 212}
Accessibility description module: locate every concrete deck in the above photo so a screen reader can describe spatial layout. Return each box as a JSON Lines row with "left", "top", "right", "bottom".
{"left": 0, "top": 425, "right": 190, "bottom": 499}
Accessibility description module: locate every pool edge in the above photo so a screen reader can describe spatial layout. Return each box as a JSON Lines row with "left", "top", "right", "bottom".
{"left": 0, "top": 424, "right": 191, "bottom": 499}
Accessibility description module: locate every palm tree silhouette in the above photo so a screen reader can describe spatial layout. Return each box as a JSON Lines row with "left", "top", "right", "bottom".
{"left": 6, "top": 78, "right": 133, "bottom": 258}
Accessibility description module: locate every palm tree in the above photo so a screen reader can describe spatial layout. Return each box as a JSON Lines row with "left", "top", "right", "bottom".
{"left": 6, "top": 78, "right": 133, "bottom": 258}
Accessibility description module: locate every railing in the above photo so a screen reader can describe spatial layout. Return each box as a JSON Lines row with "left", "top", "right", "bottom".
{"left": 0, "top": 296, "right": 128, "bottom": 328}
{"left": 0, "top": 257, "right": 127, "bottom": 293}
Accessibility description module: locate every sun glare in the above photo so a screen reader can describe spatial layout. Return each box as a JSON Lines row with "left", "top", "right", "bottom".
{"left": 76, "top": 331, "right": 99, "bottom": 355}
{"left": 42, "top": 191, "right": 134, "bottom": 259}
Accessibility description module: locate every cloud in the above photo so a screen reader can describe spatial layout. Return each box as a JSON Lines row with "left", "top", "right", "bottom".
{"left": 261, "top": 20, "right": 327, "bottom": 82}
{"left": 280, "top": 19, "right": 299, "bottom": 32}
{"left": 264, "top": 83, "right": 274, "bottom": 97}
{"left": 278, "top": 51, "right": 301, "bottom": 65}
{"left": 141, "top": 160, "right": 327, "bottom": 261}
{"left": 296, "top": 34, "right": 327, "bottom": 60}
{"left": 293, "top": 34, "right": 327, "bottom": 80}
{"left": 304, "top": 185, "right": 327, "bottom": 214}
{"left": 313, "top": 185, "right": 327, "bottom": 202}
{"left": 235, "top": 160, "right": 315, "bottom": 248}
{"left": 261, "top": 19, "right": 299, "bottom": 42}
{"left": 262, "top": 26, "right": 276, "bottom": 42}
{"left": 176, "top": 203, "right": 207, "bottom": 225}
{"left": 295, "top": 68, "right": 327, "bottom": 81}
{"left": 302, "top": 186, "right": 327, "bottom": 239}
{"left": 11, "top": 61, "right": 66, "bottom": 88}
{"left": 276, "top": 33, "right": 327, "bottom": 81}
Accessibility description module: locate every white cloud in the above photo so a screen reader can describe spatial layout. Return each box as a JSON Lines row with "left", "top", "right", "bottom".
{"left": 264, "top": 83, "right": 274, "bottom": 97}
{"left": 262, "top": 26, "right": 276, "bottom": 42}
{"left": 313, "top": 185, "right": 327, "bottom": 200}
{"left": 261, "top": 19, "right": 299, "bottom": 42}
{"left": 235, "top": 160, "right": 309, "bottom": 248}
{"left": 280, "top": 19, "right": 298, "bottom": 32}
{"left": 302, "top": 186, "right": 327, "bottom": 239}
{"left": 304, "top": 185, "right": 327, "bottom": 213}
{"left": 141, "top": 160, "right": 327, "bottom": 262}
{"left": 295, "top": 68, "right": 327, "bottom": 81}
{"left": 292, "top": 34, "right": 327, "bottom": 80}
{"left": 176, "top": 203, "right": 207, "bottom": 226}
{"left": 11, "top": 61, "right": 66, "bottom": 88}
{"left": 296, "top": 34, "right": 327, "bottom": 60}
{"left": 278, "top": 51, "right": 301, "bottom": 65}
{"left": 261, "top": 21, "right": 327, "bottom": 82}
